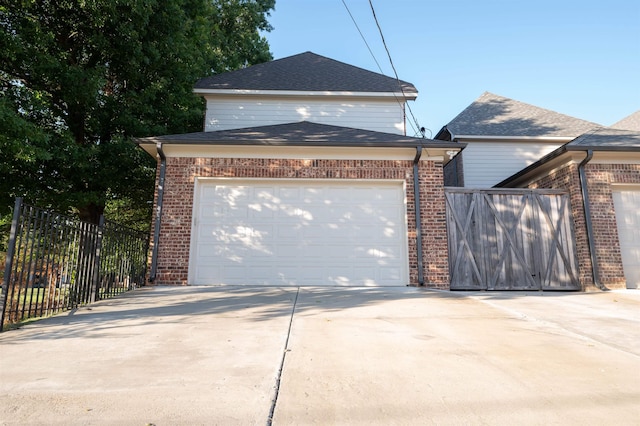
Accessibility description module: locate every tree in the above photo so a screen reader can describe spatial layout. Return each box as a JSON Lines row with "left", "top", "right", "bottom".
{"left": 0, "top": 0, "right": 275, "bottom": 227}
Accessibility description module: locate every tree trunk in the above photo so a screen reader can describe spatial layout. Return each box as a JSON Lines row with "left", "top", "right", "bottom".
{"left": 78, "top": 202, "right": 104, "bottom": 225}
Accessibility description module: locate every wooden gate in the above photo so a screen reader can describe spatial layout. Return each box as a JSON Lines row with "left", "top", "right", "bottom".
{"left": 445, "top": 188, "right": 580, "bottom": 291}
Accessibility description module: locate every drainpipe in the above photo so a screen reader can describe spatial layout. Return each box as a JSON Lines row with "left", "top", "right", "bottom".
{"left": 149, "top": 142, "right": 166, "bottom": 282}
{"left": 413, "top": 146, "right": 425, "bottom": 286}
{"left": 578, "top": 150, "right": 607, "bottom": 291}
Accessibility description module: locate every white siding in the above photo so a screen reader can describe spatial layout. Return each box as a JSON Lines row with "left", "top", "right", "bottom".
{"left": 461, "top": 141, "right": 564, "bottom": 188}
{"left": 204, "top": 96, "right": 406, "bottom": 134}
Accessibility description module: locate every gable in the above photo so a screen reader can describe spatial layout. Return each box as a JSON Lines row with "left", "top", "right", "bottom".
{"left": 194, "top": 52, "right": 417, "bottom": 96}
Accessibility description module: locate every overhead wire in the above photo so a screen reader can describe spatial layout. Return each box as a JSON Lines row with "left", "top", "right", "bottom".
{"left": 367, "top": 0, "right": 428, "bottom": 138}
{"left": 341, "top": 0, "right": 385, "bottom": 78}
{"left": 342, "top": 0, "right": 422, "bottom": 137}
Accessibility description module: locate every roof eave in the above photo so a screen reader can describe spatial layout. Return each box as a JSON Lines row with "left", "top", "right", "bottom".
{"left": 192, "top": 88, "right": 418, "bottom": 100}
{"left": 566, "top": 145, "right": 640, "bottom": 152}
{"left": 451, "top": 135, "right": 576, "bottom": 142}
{"left": 135, "top": 139, "right": 466, "bottom": 165}
{"left": 496, "top": 145, "right": 640, "bottom": 188}
{"left": 135, "top": 136, "right": 463, "bottom": 149}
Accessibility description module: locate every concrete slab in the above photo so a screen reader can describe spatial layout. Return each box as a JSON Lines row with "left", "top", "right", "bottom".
{"left": 1, "top": 286, "right": 639, "bottom": 425}
{"left": 272, "top": 288, "right": 640, "bottom": 425}
{"left": 0, "top": 286, "right": 297, "bottom": 425}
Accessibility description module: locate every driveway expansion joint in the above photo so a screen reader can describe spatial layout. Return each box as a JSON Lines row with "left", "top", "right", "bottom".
{"left": 266, "top": 286, "right": 299, "bottom": 425}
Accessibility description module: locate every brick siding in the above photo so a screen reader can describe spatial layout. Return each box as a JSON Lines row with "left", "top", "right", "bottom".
{"left": 151, "top": 157, "right": 450, "bottom": 288}
{"left": 529, "top": 162, "right": 640, "bottom": 290}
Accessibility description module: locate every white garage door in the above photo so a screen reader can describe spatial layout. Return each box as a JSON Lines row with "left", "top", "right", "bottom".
{"left": 613, "top": 189, "right": 640, "bottom": 289}
{"left": 189, "top": 179, "right": 408, "bottom": 286}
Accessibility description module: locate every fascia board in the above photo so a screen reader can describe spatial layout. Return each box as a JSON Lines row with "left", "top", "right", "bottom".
{"left": 193, "top": 88, "right": 417, "bottom": 100}
{"left": 453, "top": 135, "right": 575, "bottom": 143}
{"left": 161, "top": 144, "right": 411, "bottom": 160}
{"left": 588, "top": 151, "right": 640, "bottom": 164}
{"left": 136, "top": 143, "right": 461, "bottom": 163}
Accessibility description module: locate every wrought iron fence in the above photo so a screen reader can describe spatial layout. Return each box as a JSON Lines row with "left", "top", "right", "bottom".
{"left": 1, "top": 198, "right": 149, "bottom": 331}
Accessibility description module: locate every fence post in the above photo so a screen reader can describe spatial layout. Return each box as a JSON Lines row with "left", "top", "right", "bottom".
{"left": 1, "top": 197, "right": 24, "bottom": 332}
{"left": 92, "top": 215, "right": 105, "bottom": 303}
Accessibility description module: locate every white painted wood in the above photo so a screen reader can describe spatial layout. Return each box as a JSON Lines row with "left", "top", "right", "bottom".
{"left": 612, "top": 189, "right": 640, "bottom": 289}
{"left": 195, "top": 88, "right": 416, "bottom": 99}
{"left": 189, "top": 178, "right": 408, "bottom": 286}
{"left": 203, "top": 96, "right": 406, "bottom": 134}
{"left": 460, "top": 141, "right": 564, "bottom": 187}
{"left": 155, "top": 144, "right": 451, "bottom": 163}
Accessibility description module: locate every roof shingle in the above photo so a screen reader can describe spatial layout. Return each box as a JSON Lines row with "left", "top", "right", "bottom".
{"left": 194, "top": 52, "right": 417, "bottom": 95}
{"left": 136, "top": 121, "right": 456, "bottom": 148}
{"left": 443, "top": 92, "right": 600, "bottom": 138}
{"left": 567, "top": 127, "right": 640, "bottom": 150}
{"left": 610, "top": 110, "right": 640, "bottom": 131}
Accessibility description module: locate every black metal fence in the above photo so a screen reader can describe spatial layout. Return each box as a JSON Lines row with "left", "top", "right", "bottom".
{"left": 1, "top": 198, "right": 149, "bottom": 331}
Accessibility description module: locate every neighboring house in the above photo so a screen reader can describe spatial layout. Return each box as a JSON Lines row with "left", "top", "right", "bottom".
{"left": 437, "top": 92, "right": 600, "bottom": 187}
{"left": 435, "top": 94, "right": 640, "bottom": 290}
{"left": 496, "top": 127, "right": 640, "bottom": 290}
{"left": 136, "top": 52, "right": 463, "bottom": 288}
{"left": 438, "top": 95, "right": 640, "bottom": 290}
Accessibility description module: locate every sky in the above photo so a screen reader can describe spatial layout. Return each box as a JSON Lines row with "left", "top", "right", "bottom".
{"left": 265, "top": 0, "right": 640, "bottom": 138}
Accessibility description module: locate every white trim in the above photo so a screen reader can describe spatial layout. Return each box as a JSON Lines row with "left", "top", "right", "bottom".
{"left": 193, "top": 177, "right": 408, "bottom": 184}
{"left": 193, "top": 88, "right": 417, "bottom": 100}
{"left": 589, "top": 151, "right": 640, "bottom": 164}
{"left": 140, "top": 144, "right": 459, "bottom": 162}
{"left": 611, "top": 184, "right": 640, "bottom": 192}
{"left": 454, "top": 135, "right": 575, "bottom": 142}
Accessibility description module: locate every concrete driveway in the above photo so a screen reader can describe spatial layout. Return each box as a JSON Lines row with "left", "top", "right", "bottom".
{"left": 1, "top": 286, "right": 639, "bottom": 425}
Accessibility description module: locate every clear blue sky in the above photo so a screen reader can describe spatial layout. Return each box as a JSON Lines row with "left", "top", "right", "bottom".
{"left": 265, "top": 0, "right": 640, "bottom": 137}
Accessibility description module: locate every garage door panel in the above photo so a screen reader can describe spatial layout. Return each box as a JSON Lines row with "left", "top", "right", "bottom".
{"left": 379, "top": 268, "right": 403, "bottom": 281}
{"left": 194, "top": 265, "right": 222, "bottom": 281}
{"left": 613, "top": 190, "right": 640, "bottom": 289}
{"left": 190, "top": 179, "right": 408, "bottom": 286}
{"left": 278, "top": 186, "right": 303, "bottom": 200}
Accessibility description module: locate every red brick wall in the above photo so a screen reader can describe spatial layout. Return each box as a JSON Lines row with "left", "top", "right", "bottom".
{"left": 529, "top": 162, "right": 640, "bottom": 290}
{"left": 151, "top": 157, "right": 450, "bottom": 288}
{"left": 584, "top": 164, "right": 640, "bottom": 289}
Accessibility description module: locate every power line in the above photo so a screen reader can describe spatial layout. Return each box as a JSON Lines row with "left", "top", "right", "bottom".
{"left": 341, "top": 0, "right": 422, "bottom": 137}
{"left": 367, "top": 0, "right": 428, "bottom": 138}
{"left": 341, "top": 0, "right": 384, "bottom": 75}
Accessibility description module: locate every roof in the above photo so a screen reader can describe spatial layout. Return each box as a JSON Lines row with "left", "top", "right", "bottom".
{"left": 193, "top": 52, "right": 417, "bottom": 96}
{"left": 496, "top": 127, "right": 640, "bottom": 187}
{"left": 611, "top": 110, "right": 640, "bottom": 131}
{"left": 136, "top": 121, "right": 459, "bottom": 149}
{"left": 567, "top": 127, "right": 640, "bottom": 150}
{"left": 437, "top": 92, "right": 600, "bottom": 139}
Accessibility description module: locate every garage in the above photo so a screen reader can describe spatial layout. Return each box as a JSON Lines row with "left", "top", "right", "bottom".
{"left": 189, "top": 178, "right": 409, "bottom": 286}
{"left": 612, "top": 188, "right": 640, "bottom": 289}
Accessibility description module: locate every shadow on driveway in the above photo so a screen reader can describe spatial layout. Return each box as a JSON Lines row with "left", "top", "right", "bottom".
{"left": 1, "top": 285, "right": 638, "bottom": 425}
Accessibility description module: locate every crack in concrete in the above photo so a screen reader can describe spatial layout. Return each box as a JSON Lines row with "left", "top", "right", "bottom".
{"left": 266, "top": 286, "right": 299, "bottom": 425}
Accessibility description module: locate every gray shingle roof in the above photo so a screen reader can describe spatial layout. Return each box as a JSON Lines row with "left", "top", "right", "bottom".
{"left": 611, "top": 110, "right": 640, "bottom": 131}
{"left": 194, "top": 52, "right": 417, "bottom": 95}
{"left": 496, "top": 127, "right": 640, "bottom": 187}
{"left": 567, "top": 127, "right": 640, "bottom": 150}
{"left": 136, "top": 121, "right": 457, "bottom": 148}
{"left": 442, "top": 92, "right": 600, "bottom": 138}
